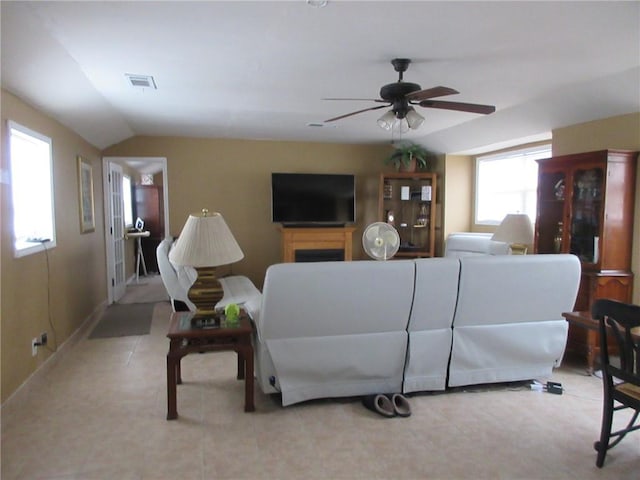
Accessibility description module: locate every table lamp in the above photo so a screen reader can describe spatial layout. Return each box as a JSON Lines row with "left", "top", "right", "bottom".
{"left": 169, "top": 209, "right": 244, "bottom": 319}
{"left": 491, "top": 213, "right": 534, "bottom": 255}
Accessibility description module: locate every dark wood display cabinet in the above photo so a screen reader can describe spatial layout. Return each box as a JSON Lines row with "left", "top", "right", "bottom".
{"left": 534, "top": 149, "right": 637, "bottom": 368}
{"left": 378, "top": 172, "right": 437, "bottom": 258}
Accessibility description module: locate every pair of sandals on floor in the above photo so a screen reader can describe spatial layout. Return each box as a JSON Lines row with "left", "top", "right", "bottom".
{"left": 362, "top": 393, "right": 411, "bottom": 418}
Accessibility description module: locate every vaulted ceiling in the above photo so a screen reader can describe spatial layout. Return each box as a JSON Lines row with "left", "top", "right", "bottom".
{"left": 2, "top": 1, "right": 639, "bottom": 154}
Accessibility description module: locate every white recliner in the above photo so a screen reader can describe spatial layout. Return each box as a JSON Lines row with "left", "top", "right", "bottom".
{"left": 447, "top": 254, "right": 581, "bottom": 387}
{"left": 254, "top": 259, "right": 415, "bottom": 406}
{"left": 444, "top": 232, "right": 510, "bottom": 257}
{"left": 156, "top": 237, "right": 261, "bottom": 312}
{"left": 157, "top": 237, "right": 196, "bottom": 311}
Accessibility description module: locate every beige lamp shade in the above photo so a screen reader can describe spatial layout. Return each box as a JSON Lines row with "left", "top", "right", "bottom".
{"left": 491, "top": 213, "right": 534, "bottom": 254}
{"left": 169, "top": 209, "right": 244, "bottom": 267}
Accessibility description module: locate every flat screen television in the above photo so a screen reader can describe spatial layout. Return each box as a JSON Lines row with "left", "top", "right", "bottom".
{"left": 271, "top": 173, "right": 355, "bottom": 226}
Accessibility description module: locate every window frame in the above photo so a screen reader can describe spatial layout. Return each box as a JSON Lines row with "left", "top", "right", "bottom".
{"left": 474, "top": 144, "right": 551, "bottom": 227}
{"left": 122, "top": 174, "right": 134, "bottom": 228}
{"left": 8, "top": 120, "right": 57, "bottom": 257}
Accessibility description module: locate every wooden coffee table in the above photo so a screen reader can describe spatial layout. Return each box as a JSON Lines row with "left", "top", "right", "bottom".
{"left": 166, "top": 311, "right": 255, "bottom": 420}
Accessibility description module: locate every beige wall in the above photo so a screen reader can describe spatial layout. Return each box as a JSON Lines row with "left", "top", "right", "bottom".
{"left": 442, "top": 154, "right": 473, "bottom": 240}
{"left": 552, "top": 112, "right": 640, "bottom": 304}
{"left": 551, "top": 112, "right": 640, "bottom": 156}
{"left": 1, "top": 90, "right": 107, "bottom": 403}
{"left": 103, "top": 136, "right": 393, "bottom": 288}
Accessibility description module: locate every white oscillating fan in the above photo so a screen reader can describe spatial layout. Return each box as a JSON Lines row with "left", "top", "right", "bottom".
{"left": 362, "top": 222, "right": 400, "bottom": 260}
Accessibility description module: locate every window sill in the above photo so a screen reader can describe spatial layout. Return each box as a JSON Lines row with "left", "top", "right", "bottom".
{"left": 14, "top": 240, "right": 56, "bottom": 258}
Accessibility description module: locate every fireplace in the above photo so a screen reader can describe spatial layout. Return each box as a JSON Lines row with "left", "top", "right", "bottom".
{"left": 294, "top": 249, "right": 345, "bottom": 263}
{"left": 279, "top": 226, "right": 355, "bottom": 262}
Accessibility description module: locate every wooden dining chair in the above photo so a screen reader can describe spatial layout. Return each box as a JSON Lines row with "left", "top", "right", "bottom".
{"left": 590, "top": 298, "right": 640, "bottom": 468}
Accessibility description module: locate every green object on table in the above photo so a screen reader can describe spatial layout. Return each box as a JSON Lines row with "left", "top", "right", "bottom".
{"left": 224, "top": 303, "right": 240, "bottom": 324}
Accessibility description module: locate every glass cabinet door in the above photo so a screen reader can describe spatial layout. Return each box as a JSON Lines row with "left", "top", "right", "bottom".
{"left": 536, "top": 170, "right": 566, "bottom": 254}
{"left": 569, "top": 167, "right": 603, "bottom": 264}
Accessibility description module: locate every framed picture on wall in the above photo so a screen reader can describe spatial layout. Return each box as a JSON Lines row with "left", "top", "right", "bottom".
{"left": 77, "top": 156, "right": 95, "bottom": 233}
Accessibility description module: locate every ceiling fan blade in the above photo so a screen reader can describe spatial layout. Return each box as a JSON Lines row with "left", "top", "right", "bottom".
{"left": 405, "top": 86, "right": 459, "bottom": 101}
{"left": 419, "top": 100, "right": 496, "bottom": 115}
{"left": 324, "top": 104, "right": 389, "bottom": 122}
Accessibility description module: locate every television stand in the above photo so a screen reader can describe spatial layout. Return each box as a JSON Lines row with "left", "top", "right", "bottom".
{"left": 279, "top": 226, "right": 355, "bottom": 263}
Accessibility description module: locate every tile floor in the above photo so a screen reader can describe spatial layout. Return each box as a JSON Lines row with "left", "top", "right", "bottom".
{"left": 2, "top": 300, "right": 639, "bottom": 480}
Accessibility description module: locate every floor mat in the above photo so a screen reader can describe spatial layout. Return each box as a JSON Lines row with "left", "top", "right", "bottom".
{"left": 88, "top": 303, "right": 155, "bottom": 339}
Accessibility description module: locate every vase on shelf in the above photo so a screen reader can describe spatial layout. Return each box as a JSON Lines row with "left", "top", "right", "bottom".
{"left": 553, "top": 222, "right": 563, "bottom": 253}
{"left": 415, "top": 203, "right": 428, "bottom": 227}
{"left": 554, "top": 179, "right": 565, "bottom": 200}
{"left": 383, "top": 180, "right": 392, "bottom": 199}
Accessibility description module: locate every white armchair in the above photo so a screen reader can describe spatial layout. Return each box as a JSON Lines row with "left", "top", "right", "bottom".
{"left": 156, "top": 237, "right": 261, "bottom": 312}
{"left": 444, "top": 232, "right": 510, "bottom": 257}
{"left": 157, "top": 237, "right": 196, "bottom": 311}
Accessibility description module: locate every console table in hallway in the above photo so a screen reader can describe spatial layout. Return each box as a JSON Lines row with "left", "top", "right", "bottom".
{"left": 125, "top": 230, "right": 151, "bottom": 282}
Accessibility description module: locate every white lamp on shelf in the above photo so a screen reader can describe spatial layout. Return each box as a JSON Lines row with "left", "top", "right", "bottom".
{"left": 169, "top": 209, "right": 244, "bottom": 320}
{"left": 491, "top": 213, "right": 534, "bottom": 255}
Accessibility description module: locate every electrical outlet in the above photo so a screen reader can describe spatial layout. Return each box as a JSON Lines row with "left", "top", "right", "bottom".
{"left": 31, "top": 338, "right": 38, "bottom": 356}
{"left": 40, "top": 332, "right": 48, "bottom": 346}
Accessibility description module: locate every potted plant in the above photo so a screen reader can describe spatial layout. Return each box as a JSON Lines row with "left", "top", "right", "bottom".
{"left": 385, "top": 142, "right": 433, "bottom": 172}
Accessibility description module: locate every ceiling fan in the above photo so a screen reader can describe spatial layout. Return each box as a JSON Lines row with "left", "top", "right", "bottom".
{"left": 324, "top": 58, "right": 496, "bottom": 131}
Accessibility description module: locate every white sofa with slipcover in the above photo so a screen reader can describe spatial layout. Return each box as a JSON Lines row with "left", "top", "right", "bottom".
{"left": 252, "top": 254, "right": 581, "bottom": 406}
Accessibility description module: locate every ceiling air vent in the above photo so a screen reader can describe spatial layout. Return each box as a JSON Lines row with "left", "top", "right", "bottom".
{"left": 125, "top": 74, "right": 157, "bottom": 89}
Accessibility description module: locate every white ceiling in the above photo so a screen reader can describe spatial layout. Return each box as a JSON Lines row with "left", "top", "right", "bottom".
{"left": 2, "top": 1, "right": 639, "bottom": 154}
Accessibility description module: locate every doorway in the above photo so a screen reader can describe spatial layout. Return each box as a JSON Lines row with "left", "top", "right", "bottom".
{"left": 102, "top": 156, "right": 169, "bottom": 304}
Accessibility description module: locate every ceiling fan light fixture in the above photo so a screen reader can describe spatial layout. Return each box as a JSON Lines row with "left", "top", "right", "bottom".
{"left": 307, "top": 0, "right": 328, "bottom": 7}
{"left": 392, "top": 118, "right": 409, "bottom": 134}
{"left": 377, "top": 110, "right": 396, "bottom": 131}
{"left": 406, "top": 107, "right": 425, "bottom": 129}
